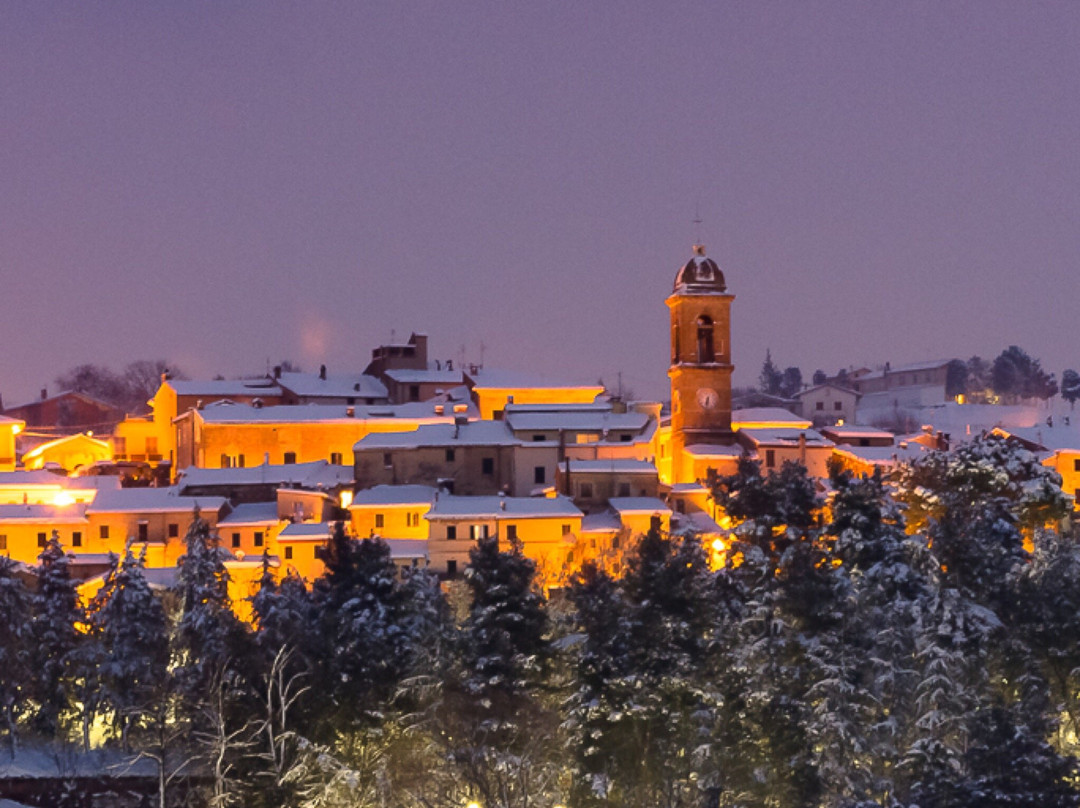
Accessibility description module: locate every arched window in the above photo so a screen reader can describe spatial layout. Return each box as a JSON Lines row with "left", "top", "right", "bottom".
{"left": 696, "top": 315, "right": 714, "bottom": 363}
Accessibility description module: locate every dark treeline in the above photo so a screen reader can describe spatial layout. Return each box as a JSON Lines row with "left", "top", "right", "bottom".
{"left": 3, "top": 434, "right": 1080, "bottom": 807}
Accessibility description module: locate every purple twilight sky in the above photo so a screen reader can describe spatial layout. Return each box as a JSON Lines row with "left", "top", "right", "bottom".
{"left": 2, "top": 2, "right": 1079, "bottom": 406}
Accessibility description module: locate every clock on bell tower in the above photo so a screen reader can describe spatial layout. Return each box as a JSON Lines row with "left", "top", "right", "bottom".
{"left": 667, "top": 244, "right": 735, "bottom": 482}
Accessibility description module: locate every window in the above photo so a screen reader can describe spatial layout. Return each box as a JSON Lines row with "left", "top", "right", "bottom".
{"left": 1074, "top": 459, "right": 1080, "bottom": 472}
{"left": 284, "top": 546, "right": 293, "bottom": 560}
{"left": 620, "top": 434, "right": 632, "bottom": 442}
{"left": 833, "top": 401, "right": 842, "bottom": 411}
{"left": 100, "top": 525, "right": 109, "bottom": 539}
{"left": 532, "top": 434, "right": 545, "bottom": 442}
{"left": 447, "top": 560, "right": 457, "bottom": 576}
{"left": 409, "top": 384, "right": 420, "bottom": 402}
{"left": 696, "top": 315, "right": 715, "bottom": 363}
{"left": 375, "top": 514, "right": 384, "bottom": 529}
{"left": 482, "top": 457, "right": 494, "bottom": 475}
{"left": 816, "top": 401, "right": 824, "bottom": 411}
{"left": 469, "top": 524, "right": 489, "bottom": 540}
{"left": 146, "top": 437, "right": 158, "bottom": 456}
{"left": 447, "top": 525, "right": 457, "bottom": 540}
{"left": 445, "top": 448, "right": 455, "bottom": 462}
{"left": 72, "top": 531, "right": 82, "bottom": 548}
{"left": 492, "top": 409, "right": 504, "bottom": 421}
{"left": 37, "top": 532, "right": 47, "bottom": 548}
{"left": 534, "top": 466, "right": 546, "bottom": 484}
{"left": 579, "top": 482, "right": 594, "bottom": 498}
{"left": 168, "top": 523, "right": 179, "bottom": 538}
{"left": 114, "top": 436, "right": 127, "bottom": 457}
{"left": 612, "top": 535, "right": 620, "bottom": 549}
{"left": 407, "top": 512, "right": 420, "bottom": 528}
{"left": 765, "top": 449, "right": 776, "bottom": 469}
{"left": 238, "top": 454, "right": 246, "bottom": 468}
{"left": 330, "top": 452, "right": 342, "bottom": 465}
{"left": 229, "top": 532, "right": 240, "bottom": 548}
{"left": 561, "top": 524, "right": 571, "bottom": 535}
{"left": 220, "top": 454, "right": 230, "bottom": 467}
{"left": 650, "top": 515, "right": 661, "bottom": 532}
{"left": 0, "top": 535, "right": 6, "bottom": 551}
{"left": 566, "top": 550, "right": 574, "bottom": 563}
{"left": 254, "top": 531, "right": 264, "bottom": 547}
{"left": 283, "top": 452, "right": 297, "bottom": 465}
{"left": 506, "top": 524, "right": 517, "bottom": 540}
{"left": 138, "top": 523, "right": 148, "bottom": 542}
{"left": 618, "top": 482, "right": 631, "bottom": 497}
{"left": 383, "top": 453, "right": 392, "bottom": 468}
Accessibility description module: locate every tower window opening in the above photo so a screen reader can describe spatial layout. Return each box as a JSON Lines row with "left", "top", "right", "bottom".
{"left": 696, "top": 316, "right": 715, "bottom": 363}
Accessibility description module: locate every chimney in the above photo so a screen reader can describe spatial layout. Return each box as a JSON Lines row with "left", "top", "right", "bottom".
{"left": 196, "top": 400, "right": 204, "bottom": 410}
{"left": 273, "top": 365, "right": 282, "bottom": 379}
{"left": 353, "top": 382, "right": 361, "bottom": 391}
{"left": 40, "top": 388, "right": 47, "bottom": 400}
{"left": 252, "top": 398, "right": 264, "bottom": 409}
{"left": 345, "top": 406, "right": 355, "bottom": 418}
{"left": 319, "top": 364, "right": 327, "bottom": 381}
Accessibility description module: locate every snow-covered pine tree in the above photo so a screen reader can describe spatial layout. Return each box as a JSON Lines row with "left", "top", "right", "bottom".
{"left": 29, "top": 531, "right": 81, "bottom": 741}
{"left": 0, "top": 556, "right": 32, "bottom": 756}
{"left": 437, "top": 534, "right": 558, "bottom": 808}
{"left": 311, "top": 525, "right": 415, "bottom": 733}
{"left": 92, "top": 547, "right": 168, "bottom": 750}
{"left": 174, "top": 510, "right": 251, "bottom": 716}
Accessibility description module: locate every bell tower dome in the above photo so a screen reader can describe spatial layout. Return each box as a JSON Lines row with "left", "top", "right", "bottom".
{"left": 667, "top": 244, "right": 735, "bottom": 483}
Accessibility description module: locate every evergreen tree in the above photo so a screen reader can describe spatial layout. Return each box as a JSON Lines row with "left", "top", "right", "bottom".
{"left": 1061, "top": 369, "right": 1080, "bottom": 409}
{"left": 779, "top": 366, "right": 803, "bottom": 398}
{"left": 440, "top": 535, "right": 556, "bottom": 808}
{"left": 311, "top": 527, "right": 416, "bottom": 733}
{"left": 29, "top": 532, "right": 81, "bottom": 740}
{"left": 812, "top": 369, "right": 828, "bottom": 386}
{"left": 92, "top": 548, "right": 168, "bottom": 750}
{"left": 0, "top": 556, "right": 32, "bottom": 756}
{"left": 759, "top": 349, "right": 784, "bottom": 395}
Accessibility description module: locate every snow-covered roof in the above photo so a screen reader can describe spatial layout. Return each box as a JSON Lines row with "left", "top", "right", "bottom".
{"left": 0, "top": 503, "right": 88, "bottom": 522}
{"left": 465, "top": 368, "right": 605, "bottom": 393}
{"left": 354, "top": 420, "right": 515, "bottom": 450}
{"left": 0, "top": 469, "right": 115, "bottom": 489}
{"left": 0, "top": 414, "right": 24, "bottom": 426}
{"left": 557, "top": 459, "right": 658, "bottom": 474}
{"left": 832, "top": 443, "right": 932, "bottom": 465}
{"left": 666, "top": 482, "right": 711, "bottom": 494}
{"left": 580, "top": 511, "right": 622, "bottom": 533}
{"left": 218, "top": 502, "right": 281, "bottom": 526}
{"left": 168, "top": 378, "right": 282, "bottom": 397}
{"left": 178, "top": 461, "right": 352, "bottom": 491}
{"left": 608, "top": 497, "right": 672, "bottom": 515}
{"left": 738, "top": 428, "right": 833, "bottom": 448}
{"left": 821, "top": 425, "right": 894, "bottom": 441}
{"left": 855, "top": 359, "right": 953, "bottom": 381}
{"left": 384, "top": 539, "right": 429, "bottom": 559}
{"left": 795, "top": 383, "right": 860, "bottom": 399}
{"left": 505, "top": 402, "right": 614, "bottom": 413}
{"left": 684, "top": 443, "right": 743, "bottom": 458}
{"left": 0, "top": 745, "right": 159, "bottom": 779}
{"left": 86, "top": 487, "right": 228, "bottom": 514}
{"left": 278, "top": 522, "right": 335, "bottom": 541}
{"left": 384, "top": 367, "right": 464, "bottom": 384}
{"left": 505, "top": 410, "right": 649, "bottom": 433}
{"left": 997, "top": 424, "right": 1080, "bottom": 453}
{"left": 427, "top": 494, "right": 582, "bottom": 520}
{"left": 350, "top": 484, "right": 438, "bottom": 507}
{"left": 190, "top": 400, "right": 465, "bottom": 425}
{"left": 732, "top": 408, "right": 812, "bottom": 428}
{"left": 673, "top": 511, "right": 723, "bottom": 535}
{"left": 276, "top": 372, "right": 387, "bottom": 400}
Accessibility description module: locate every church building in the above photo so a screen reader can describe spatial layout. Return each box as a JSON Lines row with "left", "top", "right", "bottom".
{"left": 665, "top": 245, "right": 736, "bottom": 484}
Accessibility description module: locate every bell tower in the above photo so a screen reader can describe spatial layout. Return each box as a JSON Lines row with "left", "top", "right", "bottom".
{"left": 667, "top": 245, "right": 735, "bottom": 482}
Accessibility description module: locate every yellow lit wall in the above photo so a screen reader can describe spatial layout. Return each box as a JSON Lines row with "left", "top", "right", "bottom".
{"left": 0, "top": 420, "right": 23, "bottom": 472}
{"left": 0, "top": 519, "right": 88, "bottom": 564}
{"left": 350, "top": 501, "right": 432, "bottom": 540}
{"left": 470, "top": 386, "right": 604, "bottom": 421}
{"left": 23, "top": 434, "right": 112, "bottom": 473}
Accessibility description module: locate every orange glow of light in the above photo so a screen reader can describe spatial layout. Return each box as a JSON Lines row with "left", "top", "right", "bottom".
{"left": 52, "top": 492, "right": 75, "bottom": 507}
{"left": 11, "top": 424, "right": 21, "bottom": 436}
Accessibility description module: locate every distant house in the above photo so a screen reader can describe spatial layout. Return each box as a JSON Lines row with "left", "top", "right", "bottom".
{"left": 2, "top": 390, "right": 125, "bottom": 435}
{"left": 795, "top": 383, "right": 860, "bottom": 427}
{"left": 847, "top": 359, "right": 954, "bottom": 411}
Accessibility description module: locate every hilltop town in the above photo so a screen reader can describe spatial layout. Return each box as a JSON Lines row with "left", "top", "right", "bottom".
{"left": 0, "top": 245, "right": 1077, "bottom": 595}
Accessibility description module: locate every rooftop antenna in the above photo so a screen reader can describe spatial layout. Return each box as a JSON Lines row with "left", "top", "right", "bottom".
{"left": 479, "top": 340, "right": 487, "bottom": 369}
{"left": 390, "top": 328, "right": 396, "bottom": 344}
